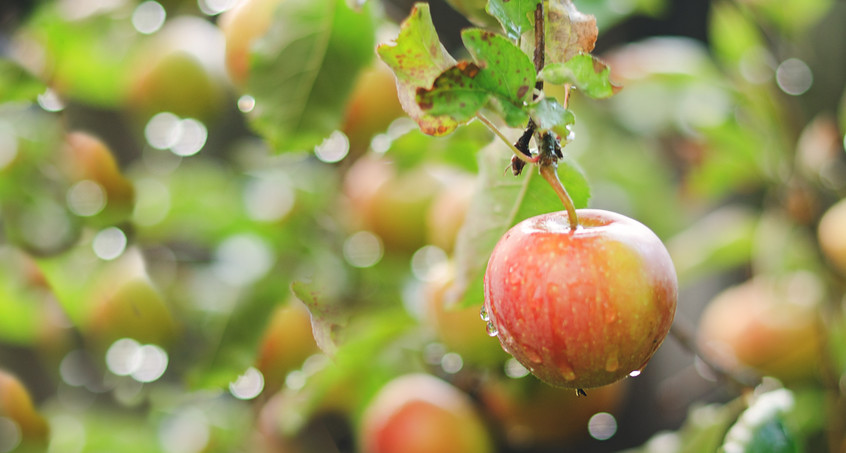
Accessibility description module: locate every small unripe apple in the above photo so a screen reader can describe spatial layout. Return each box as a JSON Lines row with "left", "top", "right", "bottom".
{"left": 0, "top": 370, "right": 48, "bottom": 444}
{"left": 818, "top": 198, "right": 846, "bottom": 276}
{"left": 484, "top": 209, "right": 677, "bottom": 389}
{"left": 340, "top": 62, "right": 405, "bottom": 155}
{"left": 697, "top": 273, "right": 823, "bottom": 382}
{"left": 360, "top": 373, "right": 493, "bottom": 453}
{"left": 255, "top": 299, "right": 319, "bottom": 392}
{"left": 426, "top": 174, "right": 475, "bottom": 253}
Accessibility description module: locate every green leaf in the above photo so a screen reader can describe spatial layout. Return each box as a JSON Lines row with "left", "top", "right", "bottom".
{"left": 385, "top": 119, "right": 489, "bottom": 172}
{"left": 486, "top": 0, "right": 541, "bottom": 40}
{"left": 529, "top": 97, "right": 575, "bottom": 136}
{"left": 546, "top": 0, "right": 598, "bottom": 65}
{"left": 0, "top": 60, "right": 45, "bottom": 104}
{"left": 248, "top": 0, "right": 374, "bottom": 152}
{"left": 377, "top": 3, "right": 460, "bottom": 136}
{"left": 721, "top": 389, "right": 800, "bottom": 453}
{"left": 416, "top": 29, "right": 535, "bottom": 127}
{"left": 447, "top": 141, "right": 590, "bottom": 307}
{"left": 540, "top": 54, "right": 619, "bottom": 98}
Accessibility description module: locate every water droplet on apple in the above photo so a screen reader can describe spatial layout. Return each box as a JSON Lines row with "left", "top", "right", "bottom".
{"left": 485, "top": 321, "right": 498, "bottom": 337}
{"left": 479, "top": 305, "right": 490, "bottom": 322}
{"left": 605, "top": 355, "right": 619, "bottom": 373}
{"left": 629, "top": 369, "right": 642, "bottom": 378}
{"left": 557, "top": 361, "right": 577, "bottom": 381}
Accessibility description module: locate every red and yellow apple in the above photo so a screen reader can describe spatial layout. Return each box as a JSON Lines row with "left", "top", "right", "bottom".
{"left": 484, "top": 209, "right": 678, "bottom": 389}
{"left": 255, "top": 299, "right": 319, "bottom": 392}
{"left": 0, "top": 370, "right": 48, "bottom": 444}
{"left": 697, "top": 273, "right": 823, "bottom": 383}
{"left": 359, "top": 373, "right": 493, "bottom": 453}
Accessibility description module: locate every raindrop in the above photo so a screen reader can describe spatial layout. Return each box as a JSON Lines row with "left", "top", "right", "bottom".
{"left": 776, "top": 58, "right": 813, "bottom": 96}
{"left": 479, "top": 305, "right": 489, "bottom": 322}
{"left": 605, "top": 355, "right": 619, "bottom": 373}
{"left": 237, "top": 95, "right": 255, "bottom": 113}
{"left": 92, "top": 227, "right": 127, "bottom": 261}
{"left": 629, "top": 369, "right": 642, "bottom": 378}
{"left": 440, "top": 352, "right": 464, "bottom": 374}
{"left": 66, "top": 180, "right": 106, "bottom": 217}
{"left": 132, "top": 1, "right": 166, "bottom": 35}
{"left": 504, "top": 358, "right": 530, "bottom": 379}
{"left": 229, "top": 367, "right": 265, "bottom": 400}
{"left": 0, "top": 417, "right": 21, "bottom": 453}
{"left": 588, "top": 412, "right": 617, "bottom": 441}
{"left": 314, "top": 130, "right": 350, "bottom": 163}
{"left": 485, "top": 320, "right": 498, "bottom": 337}
{"left": 343, "top": 231, "right": 384, "bottom": 268}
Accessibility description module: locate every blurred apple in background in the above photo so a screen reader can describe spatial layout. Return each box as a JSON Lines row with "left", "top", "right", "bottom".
{"left": 0, "top": 370, "right": 48, "bottom": 448}
{"left": 818, "top": 198, "right": 846, "bottom": 276}
{"left": 61, "top": 131, "right": 135, "bottom": 225}
{"left": 479, "top": 375, "right": 627, "bottom": 448}
{"left": 697, "top": 272, "right": 824, "bottom": 383}
{"left": 425, "top": 173, "right": 475, "bottom": 253}
{"left": 340, "top": 62, "right": 406, "bottom": 156}
{"left": 342, "top": 155, "right": 444, "bottom": 254}
{"left": 255, "top": 299, "right": 319, "bottom": 392}
{"left": 85, "top": 276, "right": 179, "bottom": 351}
{"left": 359, "top": 373, "right": 493, "bottom": 453}
{"left": 424, "top": 263, "right": 507, "bottom": 367}
{"left": 125, "top": 16, "right": 228, "bottom": 123}
{"left": 219, "top": 0, "right": 284, "bottom": 87}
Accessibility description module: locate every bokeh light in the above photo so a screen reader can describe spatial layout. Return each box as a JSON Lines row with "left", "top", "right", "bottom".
{"left": 131, "top": 1, "right": 166, "bottom": 35}
{"left": 776, "top": 58, "right": 813, "bottom": 95}
{"left": 0, "top": 418, "right": 20, "bottom": 453}
{"left": 314, "top": 130, "right": 350, "bottom": 163}
{"left": 343, "top": 231, "right": 384, "bottom": 268}
{"left": 212, "top": 233, "right": 274, "bottom": 286}
{"left": 159, "top": 409, "right": 209, "bottom": 453}
{"left": 66, "top": 180, "right": 106, "bottom": 217}
{"left": 229, "top": 367, "right": 265, "bottom": 400}
{"left": 92, "top": 227, "right": 127, "bottom": 261}
{"left": 587, "top": 412, "right": 618, "bottom": 441}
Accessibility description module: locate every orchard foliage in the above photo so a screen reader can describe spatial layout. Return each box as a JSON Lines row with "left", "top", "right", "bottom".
{"left": 0, "top": 0, "right": 845, "bottom": 452}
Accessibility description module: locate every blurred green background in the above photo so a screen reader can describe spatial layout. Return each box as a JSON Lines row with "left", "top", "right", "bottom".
{"left": 0, "top": 0, "right": 845, "bottom": 452}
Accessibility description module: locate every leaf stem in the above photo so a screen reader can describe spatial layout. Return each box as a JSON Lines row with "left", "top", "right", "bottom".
{"left": 476, "top": 113, "right": 537, "bottom": 165}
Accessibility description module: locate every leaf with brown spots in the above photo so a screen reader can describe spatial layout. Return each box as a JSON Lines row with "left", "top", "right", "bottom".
{"left": 376, "top": 3, "right": 460, "bottom": 136}
{"left": 486, "top": 0, "right": 540, "bottom": 41}
{"left": 540, "top": 54, "right": 621, "bottom": 99}
{"left": 546, "top": 0, "right": 598, "bottom": 64}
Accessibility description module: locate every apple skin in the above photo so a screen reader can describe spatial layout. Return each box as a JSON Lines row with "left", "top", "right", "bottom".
{"left": 697, "top": 274, "right": 823, "bottom": 383}
{"left": 818, "top": 198, "right": 846, "bottom": 276}
{"left": 0, "top": 370, "right": 48, "bottom": 444}
{"left": 360, "top": 373, "right": 493, "bottom": 453}
{"left": 484, "top": 209, "right": 678, "bottom": 389}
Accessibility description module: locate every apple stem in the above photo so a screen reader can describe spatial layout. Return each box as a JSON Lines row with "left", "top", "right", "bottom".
{"left": 539, "top": 162, "right": 579, "bottom": 229}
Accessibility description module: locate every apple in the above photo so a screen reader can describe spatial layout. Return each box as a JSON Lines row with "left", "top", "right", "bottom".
{"left": 483, "top": 209, "right": 678, "bottom": 389}
{"left": 359, "top": 373, "right": 493, "bottom": 453}
{"left": 255, "top": 299, "right": 319, "bottom": 392}
{"left": 85, "top": 277, "right": 179, "bottom": 351}
{"left": 479, "top": 376, "right": 627, "bottom": 447}
{"left": 697, "top": 273, "right": 823, "bottom": 383}
{"left": 425, "top": 173, "right": 475, "bottom": 253}
{"left": 340, "top": 62, "right": 406, "bottom": 155}
{"left": 125, "top": 17, "right": 228, "bottom": 123}
{"left": 0, "top": 370, "right": 48, "bottom": 444}
{"left": 424, "top": 263, "right": 508, "bottom": 366}
{"left": 342, "top": 156, "right": 443, "bottom": 253}
{"left": 61, "top": 131, "right": 135, "bottom": 224}
{"left": 219, "top": 0, "right": 284, "bottom": 87}
{"left": 818, "top": 198, "right": 846, "bottom": 276}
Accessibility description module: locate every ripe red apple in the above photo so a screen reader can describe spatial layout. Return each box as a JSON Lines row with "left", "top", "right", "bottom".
{"left": 0, "top": 370, "right": 48, "bottom": 444}
{"left": 483, "top": 209, "right": 677, "bottom": 389}
{"left": 360, "top": 373, "right": 493, "bottom": 453}
{"left": 479, "top": 376, "right": 627, "bottom": 447}
{"left": 697, "top": 273, "right": 823, "bottom": 383}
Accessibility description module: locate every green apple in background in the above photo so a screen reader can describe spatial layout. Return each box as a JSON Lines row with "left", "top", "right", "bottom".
{"left": 484, "top": 209, "right": 677, "bottom": 389}
{"left": 255, "top": 299, "right": 319, "bottom": 392}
